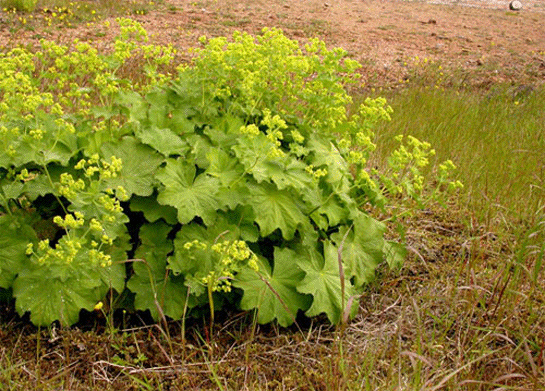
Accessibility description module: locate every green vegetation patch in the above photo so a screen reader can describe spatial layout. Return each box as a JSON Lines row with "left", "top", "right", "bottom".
{"left": 0, "top": 19, "right": 459, "bottom": 327}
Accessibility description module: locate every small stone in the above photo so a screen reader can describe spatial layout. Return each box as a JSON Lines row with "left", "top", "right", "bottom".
{"left": 509, "top": 1, "right": 522, "bottom": 11}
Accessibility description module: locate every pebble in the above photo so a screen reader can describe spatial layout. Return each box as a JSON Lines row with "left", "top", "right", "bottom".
{"left": 509, "top": 1, "right": 522, "bottom": 10}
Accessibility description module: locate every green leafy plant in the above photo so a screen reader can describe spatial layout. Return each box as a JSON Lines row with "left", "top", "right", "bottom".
{"left": 1, "top": 0, "right": 37, "bottom": 12}
{"left": 0, "top": 21, "right": 459, "bottom": 327}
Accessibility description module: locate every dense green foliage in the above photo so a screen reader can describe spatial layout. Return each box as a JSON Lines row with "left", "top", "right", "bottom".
{"left": 0, "top": 19, "right": 458, "bottom": 327}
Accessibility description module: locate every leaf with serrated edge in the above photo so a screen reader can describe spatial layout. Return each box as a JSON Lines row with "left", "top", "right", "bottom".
{"left": 206, "top": 148, "right": 244, "bottom": 186}
{"left": 0, "top": 216, "right": 36, "bottom": 289}
{"left": 383, "top": 240, "right": 406, "bottom": 270}
{"left": 127, "top": 221, "right": 189, "bottom": 320}
{"left": 246, "top": 181, "right": 309, "bottom": 240}
{"left": 101, "top": 136, "right": 163, "bottom": 197}
{"left": 234, "top": 247, "right": 311, "bottom": 327}
{"left": 296, "top": 241, "right": 357, "bottom": 324}
{"left": 156, "top": 158, "right": 220, "bottom": 226}
{"left": 130, "top": 195, "right": 178, "bottom": 225}
{"left": 232, "top": 135, "right": 313, "bottom": 190}
{"left": 13, "top": 260, "right": 104, "bottom": 326}
{"left": 331, "top": 212, "right": 386, "bottom": 288}
{"left": 136, "top": 125, "right": 189, "bottom": 157}
{"left": 307, "top": 134, "right": 349, "bottom": 188}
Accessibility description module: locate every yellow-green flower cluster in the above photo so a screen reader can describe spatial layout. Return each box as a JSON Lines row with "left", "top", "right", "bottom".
{"left": 189, "top": 28, "right": 369, "bottom": 134}
{"left": 26, "top": 234, "right": 112, "bottom": 267}
{"left": 183, "top": 239, "right": 208, "bottom": 251}
{"left": 117, "top": 17, "right": 149, "bottom": 43}
{"left": 111, "top": 18, "right": 176, "bottom": 90}
{"left": 290, "top": 130, "right": 305, "bottom": 144}
{"left": 199, "top": 239, "right": 259, "bottom": 293}
{"left": 58, "top": 172, "right": 86, "bottom": 198}
{"left": 239, "top": 124, "right": 260, "bottom": 137}
{"left": 261, "top": 108, "right": 288, "bottom": 131}
{"left": 438, "top": 160, "right": 464, "bottom": 192}
{"left": 74, "top": 154, "right": 123, "bottom": 180}
{"left": 41, "top": 154, "right": 127, "bottom": 264}
{"left": 1, "top": 18, "right": 177, "bottom": 137}
{"left": 24, "top": 207, "right": 117, "bottom": 267}
{"left": 305, "top": 164, "right": 328, "bottom": 181}
{"left": 16, "top": 168, "right": 34, "bottom": 182}
{"left": 375, "top": 135, "right": 435, "bottom": 196}
{"left": 371, "top": 133, "right": 462, "bottom": 205}
{"left": 89, "top": 249, "right": 113, "bottom": 267}
{"left": 262, "top": 109, "right": 287, "bottom": 158}
{"left": 26, "top": 236, "right": 83, "bottom": 266}
{"left": 53, "top": 212, "right": 85, "bottom": 230}
{"left": 106, "top": 186, "right": 129, "bottom": 202}
{"left": 390, "top": 135, "right": 435, "bottom": 170}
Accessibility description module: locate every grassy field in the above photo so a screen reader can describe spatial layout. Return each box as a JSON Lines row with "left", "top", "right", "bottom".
{"left": 0, "top": 1, "right": 544, "bottom": 390}
{"left": 372, "top": 85, "right": 545, "bottom": 229}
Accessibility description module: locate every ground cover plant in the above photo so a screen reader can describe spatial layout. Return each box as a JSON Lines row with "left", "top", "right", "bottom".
{"left": 0, "top": 5, "right": 544, "bottom": 390}
{"left": 0, "top": 18, "right": 462, "bottom": 329}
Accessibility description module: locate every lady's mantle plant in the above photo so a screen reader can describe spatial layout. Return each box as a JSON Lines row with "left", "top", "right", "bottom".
{"left": 0, "top": 22, "right": 459, "bottom": 327}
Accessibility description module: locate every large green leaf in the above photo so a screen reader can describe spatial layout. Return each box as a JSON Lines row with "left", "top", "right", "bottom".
{"left": 146, "top": 90, "right": 171, "bottom": 129}
{"left": 216, "top": 205, "right": 259, "bottom": 242}
{"left": 101, "top": 136, "right": 163, "bottom": 197}
{"left": 246, "top": 181, "right": 309, "bottom": 240}
{"left": 168, "top": 218, "right": 243, "bottom": 278}
{"left": 130, "top": 195, "right": 178, "bottom": 225}
{"left": 204, "top": 115, "right": 245, "bottom": 149}
{"left": 187, "top": 133, "right": 213, "bottom": 169}
{"left": 12, "top": 230, "right": 126, "bottom": 326}
{"left": 269, "top": 159, "right": 314, "bottom": 191}
{"left": 0, "top": 215, "right": 36, "bottom": 289}
{"left": 156, "top": 158, "right": 220, "bottom": 225}
{"left": 206, "top": 148, "right": 244, "bottom": 186}
{"left": 100, "top": 230, "right": 131, "bottom": 294}
{"left": 383, "top": 240, "right": 406, "bottom": 270}
{"left": 302, "top": 187, "right": 351, "bottom": 230}
{"left": 115, "top": 90, "right": 147, "bottom": 123}
{"left": 231, "top": 133, "right": 275, "bottom": 184}
{"left": 234, "top": 247, "right": 311, "bottom": 327}
{"left": 0, "top": 181, "right": 24, "bottom": 201}
{"left": 296, "top": 241, "right": 358, "bottom": 324}
{"left": 22, "top": 172, "right": 56, "bottom": 201}
{"left": 169, "top": 224, "right": 219, "bottom": 277}
{"left": 3, "top": 130, "right": 76, "bottom": 168}
{"left": 13, "top": 258, "right": 104, "bottom": 326}
{"left": 307, "top": 134, "right": 350, "bottom": 189}
{"left": 127, "top": 221, "right": 190, "bottom": 320}
{"left": 331, "top": 212, "right": 386, "bottom": 288}
{"left": 232, "top": 134, "right": 313, "bottom": 191}
{"left": 136, "top": 125, "right": 190, "bottom": 157}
